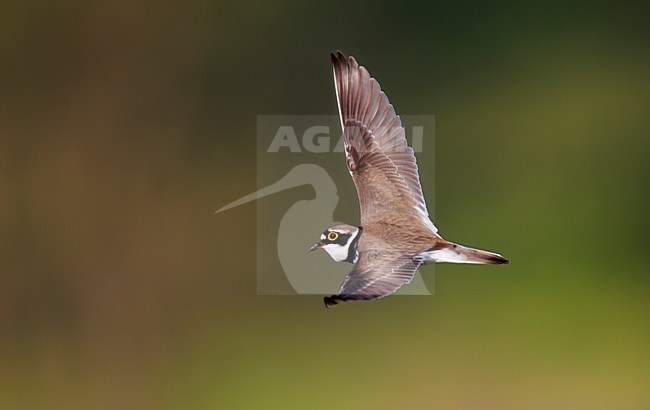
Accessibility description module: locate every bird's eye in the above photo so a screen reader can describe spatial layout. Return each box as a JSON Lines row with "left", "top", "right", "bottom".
{"left": 327, "top": 232, "right": 339, "bottom": 241}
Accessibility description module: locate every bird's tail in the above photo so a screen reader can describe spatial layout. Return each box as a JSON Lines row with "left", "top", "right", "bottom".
{"left": 423, "top": 242, "right": 509, "bottom": 265}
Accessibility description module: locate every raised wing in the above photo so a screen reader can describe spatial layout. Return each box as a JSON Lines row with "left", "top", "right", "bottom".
{"left": 324, "top": 251, "right": 424, "bottom": 308}
{"left": 331, "top": 51, "right": 437, "bottom": 233}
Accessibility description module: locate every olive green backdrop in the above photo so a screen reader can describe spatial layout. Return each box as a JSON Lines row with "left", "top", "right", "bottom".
{"left": 1, "top": 1, "right": 648, "bottom": 409}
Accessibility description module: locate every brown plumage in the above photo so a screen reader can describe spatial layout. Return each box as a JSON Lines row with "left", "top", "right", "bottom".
{"left": 331, "top": 51, "right": 434, "bottom": 231}
{"left": 318, "top": 52, "right": 509, "bottom": 308}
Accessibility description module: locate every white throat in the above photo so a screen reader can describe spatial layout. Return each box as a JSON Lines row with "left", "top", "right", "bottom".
{"left": 322, "top": 243, "right": 349, "bottom": 262}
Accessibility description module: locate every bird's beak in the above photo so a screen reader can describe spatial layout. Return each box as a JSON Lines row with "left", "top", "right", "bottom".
{"left": 309, "top": 241, "right": 324, "bottom": 252}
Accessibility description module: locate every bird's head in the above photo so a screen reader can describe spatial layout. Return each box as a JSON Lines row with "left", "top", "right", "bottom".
{"left": 309, "top": 224, "right": 361, "bottom": 263}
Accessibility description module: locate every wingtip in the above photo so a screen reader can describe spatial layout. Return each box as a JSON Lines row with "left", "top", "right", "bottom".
{"left": 324, "top": 295, "right": 345, "bottom": 308}
{"left": 330, "top": 50, "right": 358, "bottom": 66}
{"left": 330, "top": 50, "right": 345, "bottom": 65}
{"left": 323, "top": 296, "right": 336, "bottom": 308}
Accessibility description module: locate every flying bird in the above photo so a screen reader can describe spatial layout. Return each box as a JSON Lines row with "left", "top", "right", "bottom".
{"left": 310, "top": 51, "right": 509, "bottom": 308}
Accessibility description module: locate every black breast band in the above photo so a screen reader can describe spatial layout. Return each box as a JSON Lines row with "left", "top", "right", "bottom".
{"left": 344, "top": 227, "right": 362, "bottom": 263}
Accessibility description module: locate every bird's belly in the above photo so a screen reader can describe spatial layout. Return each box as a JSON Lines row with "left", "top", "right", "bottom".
{"left": 421, "top": 249, "right": 484, "bottom": 264}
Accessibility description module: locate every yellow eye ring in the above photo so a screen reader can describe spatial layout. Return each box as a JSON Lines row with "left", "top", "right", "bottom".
{"left": 327, "top": 232, "right": 339, "bottom": 241}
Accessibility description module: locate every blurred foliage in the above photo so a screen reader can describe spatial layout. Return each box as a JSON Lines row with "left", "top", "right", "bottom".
{"left": 0, "top": 0, "right": 648, "bottom": 409}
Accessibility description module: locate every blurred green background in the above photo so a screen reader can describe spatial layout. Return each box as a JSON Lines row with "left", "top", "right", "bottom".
{"left": 1, "top": 1, "right": 649, "bottom": 409}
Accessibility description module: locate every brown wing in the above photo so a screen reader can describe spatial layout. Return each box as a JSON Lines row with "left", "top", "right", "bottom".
{"left": 331, "top": 51, "right": 437, "bottom": 233}
{"left": 323, "top": 251, "right": 424, "bottom": 308}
